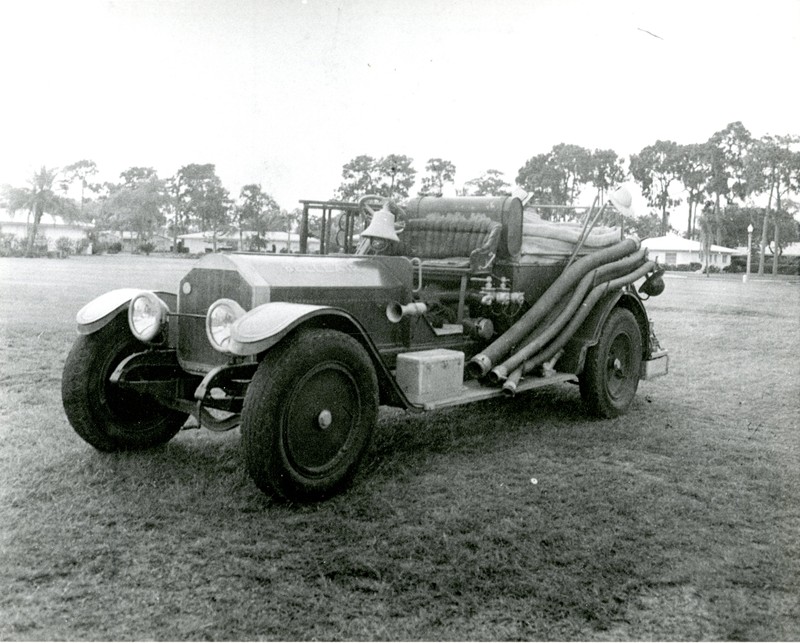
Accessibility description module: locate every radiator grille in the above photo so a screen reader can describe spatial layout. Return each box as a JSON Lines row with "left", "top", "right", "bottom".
{"left": 177, "top": 268, "right": 253, "bottom": 373}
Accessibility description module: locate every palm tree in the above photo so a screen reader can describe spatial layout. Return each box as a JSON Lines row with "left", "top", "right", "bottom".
{"left": 697, "top": 211, "right": 715, "bottom": 278}
{"left": 2, "top": 166, "right": 73, "bottom": 256}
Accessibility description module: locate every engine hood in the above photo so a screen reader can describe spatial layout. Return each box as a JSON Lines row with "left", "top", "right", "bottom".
{"left": 176, "top": 253, "right": 415, "bottom": 373}
{"left": 181, "top": 253, "right": 414, "bottom": 309}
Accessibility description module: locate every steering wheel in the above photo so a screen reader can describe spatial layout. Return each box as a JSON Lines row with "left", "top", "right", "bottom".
{"left": 357, "top": 194, "right": 407, "bottom": 234}
{"left": 354, "top": 195, "right": 408, "bottom": 255}
{"left": 357, "top": 195, "right": 385, "bottom": 225}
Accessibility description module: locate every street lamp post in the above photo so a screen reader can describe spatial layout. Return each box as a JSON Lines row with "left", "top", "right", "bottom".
{"left": 744, "top": 223, "right": 754, "bottom": 283}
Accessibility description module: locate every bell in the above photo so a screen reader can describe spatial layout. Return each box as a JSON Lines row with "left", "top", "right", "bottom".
{"left": 361, "top": 203, "right": 400, "bottom": 243}
{"left": 609, "top": 186, "right": 634, "bottom": 217}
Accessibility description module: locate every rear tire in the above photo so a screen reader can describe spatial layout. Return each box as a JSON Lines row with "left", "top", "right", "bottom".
{"left": 579, "top": 307, "right": 642, "bottom": 418}
{"left": 62, "top": 316, "right": 187, "bottom": 451}
{"left": 241, "top": 328, "right": 379, "bottom": 502}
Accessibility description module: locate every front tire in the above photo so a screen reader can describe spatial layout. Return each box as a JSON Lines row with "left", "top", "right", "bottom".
{"left": 241, "top": 328, "right": 379, "bottom": 502}
{"left": 62, "top": 316, "right": 187, "bottom": 451}
{"left": 579, "top": 307, "right": 642, "bottom": 418}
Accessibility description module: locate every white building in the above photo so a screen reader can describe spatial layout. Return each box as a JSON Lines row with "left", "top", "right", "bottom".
{"left": 0, "top": 208, "right": 94, "bottom": 254}
{"left": 116, "top": 231, "right": 172, "bottom": 252}
{"left": 641, "top": 234, "right": 736, "bottom": 270}
{"left": 177, "top": 230, "right": 320, "bottom": 254}
{"left": 768, "top": 241, "right": 800, "bottom": 257}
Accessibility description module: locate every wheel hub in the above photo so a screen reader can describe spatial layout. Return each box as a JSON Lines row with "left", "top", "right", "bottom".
{"left": 317, "top": 409, "right": 333, "bottom": 430}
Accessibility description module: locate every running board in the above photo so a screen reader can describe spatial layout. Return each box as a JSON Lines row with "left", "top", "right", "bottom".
{"left": 418, "top": 372, "right": 578, "bottom": 411}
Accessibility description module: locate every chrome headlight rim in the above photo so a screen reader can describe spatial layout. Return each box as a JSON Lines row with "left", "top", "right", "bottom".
{"left": 206, "top": 298, "right": 246, "bottom": 353}
{"left": 128, "top": 291, "right": 169, "bottom": 343}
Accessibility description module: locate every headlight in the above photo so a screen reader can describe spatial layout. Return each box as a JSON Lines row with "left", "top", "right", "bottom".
{"left": 206, "top": 299, "right": 246, "bottom": 353}
{"left": 128, "top": 291, "right": 169, "bottom": 343}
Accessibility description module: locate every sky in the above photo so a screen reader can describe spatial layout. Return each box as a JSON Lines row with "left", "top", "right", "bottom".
{"left": 1, "top": 0, "right": 798, "bottom": 215}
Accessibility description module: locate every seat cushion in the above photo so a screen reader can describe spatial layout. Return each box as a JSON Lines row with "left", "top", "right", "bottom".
{"left": 401, "top": 217, "right": 501, "bottom": 260}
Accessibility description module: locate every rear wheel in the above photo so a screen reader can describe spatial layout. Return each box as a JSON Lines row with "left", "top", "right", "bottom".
{"left": 579, "top": 307, "right": 642, "bottom": 418}
{"left": 62, "top": 316, "right": 187, "bottom": 451}
{"left": 241, "top": 328, "right": 379, "bottom": 502}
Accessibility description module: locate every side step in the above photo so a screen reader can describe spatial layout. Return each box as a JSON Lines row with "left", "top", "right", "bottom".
{"left": 418, "top": 372, "right": 578, "bottom": 411}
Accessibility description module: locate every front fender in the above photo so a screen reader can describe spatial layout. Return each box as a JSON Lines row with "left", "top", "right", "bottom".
{"left": 229, "top": 302, "right": 413, "bottom": 409}
{"left": 76, "top": 288, "right": 145, "bottom": 335}
{"left": 229, "top": 302, "right": 359, "bottom": 356}
{"left": 76, "top": 289, "right": 177, "bottom": 336}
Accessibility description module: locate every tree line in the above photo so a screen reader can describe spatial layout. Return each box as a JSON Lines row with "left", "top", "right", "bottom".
{"left": 1, "top": 162, "right": 295, "bottom": 255}
{"left": 2, "top": 120, "right": 798, "bottom": 274}
{"left": 333, "top": 123, "right": 799, "bottom": 275}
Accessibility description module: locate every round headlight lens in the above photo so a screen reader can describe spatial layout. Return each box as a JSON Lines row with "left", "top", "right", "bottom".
{"left": 128, "top": 292, "right": 169, "bottom": 343}
{"left": 206, "top": 299, "right": 246, "bottom": 352}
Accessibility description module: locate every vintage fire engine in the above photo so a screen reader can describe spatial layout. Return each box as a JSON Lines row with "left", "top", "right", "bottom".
{"left": 62, "top": 188, "right": 668, "bottom": 502}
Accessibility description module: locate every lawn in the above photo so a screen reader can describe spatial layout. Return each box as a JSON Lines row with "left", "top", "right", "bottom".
{"left": 0, "top": 255, "right": 798, "bottom": 640}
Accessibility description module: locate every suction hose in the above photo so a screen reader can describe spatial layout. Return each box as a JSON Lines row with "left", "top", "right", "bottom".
{"left": 501, "top": 366, "right": 524, "bottom": 397}
{"left": 489, "top": 247, "right": 648, "bottom": 383}
{"left": 467, "top": 237, "right": 641, "bottom": 379}
{"left": 516, "top": 260, "right": 655, "bottom": 379}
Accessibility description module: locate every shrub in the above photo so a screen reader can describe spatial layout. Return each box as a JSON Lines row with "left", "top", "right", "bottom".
{"left": 75, "top": 238, "right": 91, "bottom": 255}
{"left": 107, "top": 241, "right": 123, "bottom": 254}
{"left": 249, "top": 236, "right": 268, "bottom": 252}
{"left": 0, "top": 233, "right": 22, "bottom": 257}
{"left": 55, "top": 237, "right": 73, "bottom": 258}
{"left": 667, "top": 263, "right": 701, "bottom": 272}
{"left": 725, "top": 254, "right": 800, "bottom": 275}
{"left": 767, "top": 255, "right": 800, "bottom": 275}
{"left": 782, "top": 256, "right": 800, "bottom": 275}
{"left": 20, "top": 234, "right": 49, "bottom": 257}
{"left": 138, "top": 241, "right": 155, "bottom": 256}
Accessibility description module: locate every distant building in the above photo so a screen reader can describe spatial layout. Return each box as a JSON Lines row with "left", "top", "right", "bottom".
{"left": 177, "top": 230, "right": 319, "bottom": 254}
{"left": 641, "top": 234, "right": 736, "bottom": 269}
{"left": 0, "top": 208, "right": 94, "bottom": 254}
{"left": 112, "top": 231, "right": 173, "bottom": 253}
{"left": 768, "top": 241, "right": 800, "bottom": 257}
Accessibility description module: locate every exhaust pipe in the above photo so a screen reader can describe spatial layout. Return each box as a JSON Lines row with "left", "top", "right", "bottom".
{"left": 467, "top": 238, "right": 640, "bottom": 378}
{"left": 386, "top": 301, "right": 428, "bottom": 323}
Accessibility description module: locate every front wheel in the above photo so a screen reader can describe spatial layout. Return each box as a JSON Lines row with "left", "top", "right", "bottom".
{"left": 579, "top": 307, "right": 642, "bottom": 418}
{"left": 241, "top": 328, "right": 379, "bottom": 502}
{"left": 62, "top": 316, "right": 187, "bottom": 451}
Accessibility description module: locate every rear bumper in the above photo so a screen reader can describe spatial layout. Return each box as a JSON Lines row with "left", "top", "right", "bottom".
{"left": 640, "top": 350, "right": 669, "bottom": 380}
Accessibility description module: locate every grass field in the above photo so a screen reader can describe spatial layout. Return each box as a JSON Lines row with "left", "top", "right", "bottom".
{"left": 0, "top": 255, "right": 798, "bottom": 641}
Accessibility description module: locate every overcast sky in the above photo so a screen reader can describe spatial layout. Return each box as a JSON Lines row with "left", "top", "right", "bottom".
{"left": 1, "top": 0, "right": 798, "bottom": 212}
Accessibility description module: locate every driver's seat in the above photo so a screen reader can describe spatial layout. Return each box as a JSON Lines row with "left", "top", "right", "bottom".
{"left": 399, "top": 217, "right": 502, "bottom": 277}
{"left": 398, "top": 216, "right": 502, "bottom": 322}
